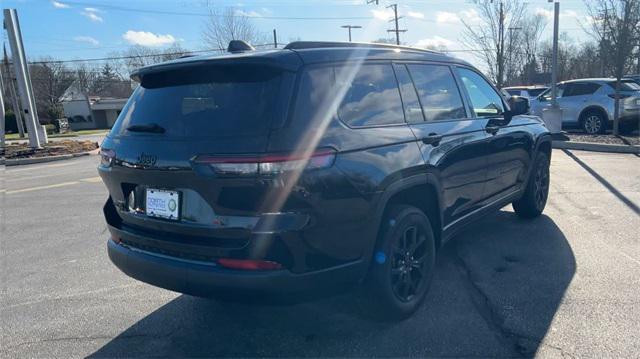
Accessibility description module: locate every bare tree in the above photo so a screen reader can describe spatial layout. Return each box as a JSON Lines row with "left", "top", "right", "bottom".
{"left": 586, "top": 0, "right": 640, "bottom": 134}
{"left": 516, "top": 14, "right": 547, "bottom": 84}
{"left": 29, "top": 58, "right": 75, "bottom": 121}
{"left": 461, "top": 0, "right": 527, "bottom": 88}
{"left": 120, "top": 44, "right": 188, "bottom": 75}
{"left": 203, "top": 6, "right": 266, "bottom": 50}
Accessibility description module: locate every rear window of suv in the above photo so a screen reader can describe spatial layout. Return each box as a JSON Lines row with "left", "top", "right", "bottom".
{"left": 110, "top": 65, "right": 283, "bottom": 138}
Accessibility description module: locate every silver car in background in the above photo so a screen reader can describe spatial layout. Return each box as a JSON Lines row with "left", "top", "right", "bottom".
{"left": 503, "top": 86, "right": 549, "bottom": 100}
{"left": 530, "top": 78, "right": 640, "bottom": 134}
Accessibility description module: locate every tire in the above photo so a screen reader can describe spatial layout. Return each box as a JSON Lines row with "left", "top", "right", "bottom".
{"left": 513, "top": 152, "right": 550, "bottom": 218}
{"left": 581, "top": 110, "right": 607, "bottom": 134}
{"left": 362, "top": 205, "right": 436, "bottom": 321}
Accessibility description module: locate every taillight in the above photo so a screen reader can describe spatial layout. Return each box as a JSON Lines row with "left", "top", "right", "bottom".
{"left": 217, "top": 258, "right": 283, "bottom": 270}
{"left": 193, "top": 149, "right": 336, "bottom": 176}
{"left": 100, "top": 148, "right": 116, "bottom": 167}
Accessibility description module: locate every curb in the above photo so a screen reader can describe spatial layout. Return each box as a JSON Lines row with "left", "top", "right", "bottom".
{"left": 553, "top": 140, "right": 640, "bottom": 154}
{"left": 4, "top": 149, "right": 99, "bottom": 167}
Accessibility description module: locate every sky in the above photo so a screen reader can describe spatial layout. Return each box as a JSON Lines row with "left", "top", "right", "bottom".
{"left": 2, "top": 0, "right": 594, "bottom": 71}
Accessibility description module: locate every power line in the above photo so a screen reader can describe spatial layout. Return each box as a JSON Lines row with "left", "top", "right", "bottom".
{"left": 23, "top": 43, "right": 282, "bottom": 65}
{"left": 60, "top": 1, "right": 373, "bottom": 20}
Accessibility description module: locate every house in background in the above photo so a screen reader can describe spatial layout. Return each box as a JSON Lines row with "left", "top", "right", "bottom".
{"left": 59, "top": 81, "right": 129, "bottom": 130}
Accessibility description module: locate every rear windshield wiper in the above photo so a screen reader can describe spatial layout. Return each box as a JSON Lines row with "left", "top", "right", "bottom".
{"left": 126, "top": 123, "right": 165, "bottom": 133}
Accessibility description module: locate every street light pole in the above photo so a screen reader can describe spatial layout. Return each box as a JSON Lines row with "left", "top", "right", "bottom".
{"left": 341, "top": 25, "right": 362, "bottom": 42}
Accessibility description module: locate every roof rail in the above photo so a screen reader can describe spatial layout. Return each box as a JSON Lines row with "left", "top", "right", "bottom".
{"left": 283, "top": 41, "right": 439, "bottom": 54}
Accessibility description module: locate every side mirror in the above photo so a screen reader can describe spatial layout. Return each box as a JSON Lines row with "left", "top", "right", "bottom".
{"left": 507, "top": 96, "right": 530, "bottom": 118}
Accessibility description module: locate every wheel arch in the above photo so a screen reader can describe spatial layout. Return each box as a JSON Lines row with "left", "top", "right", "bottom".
{"left": 373, "top": 174, "right": 443, "bottom": 251}
{"left": 578, "top": 105, "right": 610, "bottom": 124}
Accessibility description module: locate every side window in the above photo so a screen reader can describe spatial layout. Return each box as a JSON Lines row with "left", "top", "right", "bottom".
{"left": 506, "top": 89, "right": 521, "bottom": 97}
{"left": 393, "top": 64, "right": 424, "bottom": 123}
{"left": 565, "top": 83, "right": 600, "bottom": 97}
{"left": 337, "top": 64, "right": 405, "bottom": 127}
{"left": 458, "top": 68, "right": 505, "bottom": 117}
{"left": 407, "top": 64, "right": 466, "bottom": 121}
{"left": 541, "top": 85, "right": 564, "bottom": 101}
{"left": 291, "top": 66, "right": 337, "bottom": 128}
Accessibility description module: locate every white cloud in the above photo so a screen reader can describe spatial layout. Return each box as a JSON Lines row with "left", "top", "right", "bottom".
{"left": 122, "top": 30, "right": 176, "bottom": 47}
{"left": 436, "top": 11, "right": 459, "bottom": 24}
{"left": 73, "top": 36, "right": 99, "bottom": 46}
{"left": 52, "top": 1, "right": 70, "bottom": 8}
{"left": 81, "top": 8, "right": 103, "bottom": 22}
{"left": 459, "top": 9, "right": 481, "bottom": 24}
{"left": 235, "top": 9, "right": 262, "bottom": 17}
{"left": 407, "top": 11, "right": 425, "bottom": 19}
{"left": 371, "top": 9, "right": 393, "bottom": 21}
{"left": 535, "top": 7, "right": 580, "bottom": 20}
{"left": 415, "top": 36, "right": 454, "bottom": 49}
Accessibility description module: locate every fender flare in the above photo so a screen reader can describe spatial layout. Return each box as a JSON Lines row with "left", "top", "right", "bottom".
{"left": 362, "top": 172, "right": 444, "bottom": 267}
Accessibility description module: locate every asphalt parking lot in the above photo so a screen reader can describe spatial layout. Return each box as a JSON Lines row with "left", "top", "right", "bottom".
{"left": 2, "top": 149, "right": 639, "bottom": 358}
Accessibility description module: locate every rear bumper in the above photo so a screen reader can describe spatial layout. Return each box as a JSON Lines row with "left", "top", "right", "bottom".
{"left": 107, "top": 238, "right": 365, "bottom": 298}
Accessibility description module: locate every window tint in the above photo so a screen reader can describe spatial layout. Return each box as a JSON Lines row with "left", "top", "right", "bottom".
{"left": 563, "top": 83, "right": 600, "bottom": 97}
{"left": 111, "top": 65, "right": 282, "bottom": 138}
{"left": 407, "top": 64, "right": 466, "bottom": 121}
{"left": 506, "top": 89, "right": 521, "bottom": 96}
{"left": 528, "top": 88, "right": 548, "bottom": 97}
{"left": 458, "top": 68, "right": 504, "bottom": 117}
{"left": 393, "top": 64, "right": 424, "bottom": 123}
{"left": 607, "top": 80, "right": 640, "bottom": 91}
{"left": 337, "top": 64, "right": 405, "bottom": 127}
{"left": 291, "top": 66, "right": 336, "bottom": 128}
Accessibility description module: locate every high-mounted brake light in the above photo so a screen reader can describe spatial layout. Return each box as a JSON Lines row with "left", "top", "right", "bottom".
{"left": 194, "top": 149, "right": 336, "bottom": 176}
{"left": 100, "top": 148, "right": 116, "bottom": 167}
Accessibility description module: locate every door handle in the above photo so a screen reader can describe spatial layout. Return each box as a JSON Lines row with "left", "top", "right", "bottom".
{"left": 422, "top": 133, "right": 443, "bottom": 146}
{"left": 485, "top": 125, "right": 500, "bottom": 135}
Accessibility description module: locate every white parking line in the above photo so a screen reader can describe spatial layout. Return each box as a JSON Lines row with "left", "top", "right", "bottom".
{"left": 5, "top": 177, "right": 101, "bottom": 194}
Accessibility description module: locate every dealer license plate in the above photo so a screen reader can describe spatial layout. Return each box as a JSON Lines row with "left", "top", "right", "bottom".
{"left": 145, "top": 189, "right": 180, "bottom": 220}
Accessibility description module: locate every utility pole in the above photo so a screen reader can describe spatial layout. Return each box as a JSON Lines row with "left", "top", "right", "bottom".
{"left": 273, "top": 29, "right": 278, "bottom": 48}
{"left": 386, "top": 4, "right": 406, "bottom": 45}
{"left": 600, "top": 4, "right": 608, "bottom": 77}
{"left": 3, "top": 45, "right": 25, "bottom": 138}
{"left": 551, "top": 1, "right": 559, "bottom": 108}
{"left": 507, "top": 27, "right": 521, "bottom": 86}
{"left": 497, "top": 1, "right": 505, "bottom": 88}
{"left": 4, "top": 9, "right": 45, "bottom": 148}
{"left": 541, "top": 0, "right": 563, "bottom": 137}
{"left": 341, "top": 25, "right": 362, "bottom": 42}
{"left": 0, "top": 65, "right": 5, "bottom": 149}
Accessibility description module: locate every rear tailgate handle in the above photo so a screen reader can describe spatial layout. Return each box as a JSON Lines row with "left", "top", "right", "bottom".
{"left": 421, "top": 133, "right": 443, "bottom": 146}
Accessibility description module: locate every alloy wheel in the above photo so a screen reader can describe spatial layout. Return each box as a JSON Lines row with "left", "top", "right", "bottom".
{"left": 584, "top": 115, "right": 602, "bottom": 134}
{"left": 390, "top": 225, "right": 429, "bottom": 302}
{"left": 533, "top": 160, "right": 550, "bottom": 210}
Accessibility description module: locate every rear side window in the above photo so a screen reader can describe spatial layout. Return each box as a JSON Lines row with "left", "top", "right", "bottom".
{"left": 528, "top": 88, "right": 547, "bottom": 97}
{"left": 337, "top": 64, "right": 405, "bottom": 127}
{"left": 563, "top": 83, "right": 600, "bottom": 97}
{"left": 506, "top": 89, "right": 521, "bottom": 96}
{"left": 408, "top": 64, "right": 466, "bottom": 122}
{"left": 393, "top": 64, "right": 424, "bottom": 123}
{"left": 607, "top": 80, "right": 640, "bottom": 91}
{"left": 458, "top": 68, "right": 505, "bottom": 117}
{"left": 111, "top": 65, "right": 282, "bottom": 138}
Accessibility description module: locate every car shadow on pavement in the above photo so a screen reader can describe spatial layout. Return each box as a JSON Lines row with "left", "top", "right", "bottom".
{"left": 90, "top": 210, "right": 575, "bottom": 358}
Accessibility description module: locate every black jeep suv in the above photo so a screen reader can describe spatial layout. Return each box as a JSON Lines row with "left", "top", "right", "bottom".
{"left": 99, "top": 41, "right": 551, "bottom": 319}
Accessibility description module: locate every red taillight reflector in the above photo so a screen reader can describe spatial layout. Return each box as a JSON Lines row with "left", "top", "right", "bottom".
{"left": 217, "top": 258, "right": 283, "bottom": 271}
{"left": 193, "top": 148, "right": 336, "bottom": 176}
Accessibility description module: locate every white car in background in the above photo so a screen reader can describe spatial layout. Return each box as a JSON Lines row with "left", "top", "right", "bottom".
{"left": 503, "top": 86, "right": 549, "bottom": 100}
{"left": 529, "top": 78, "right": 640, "bottom": 134}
